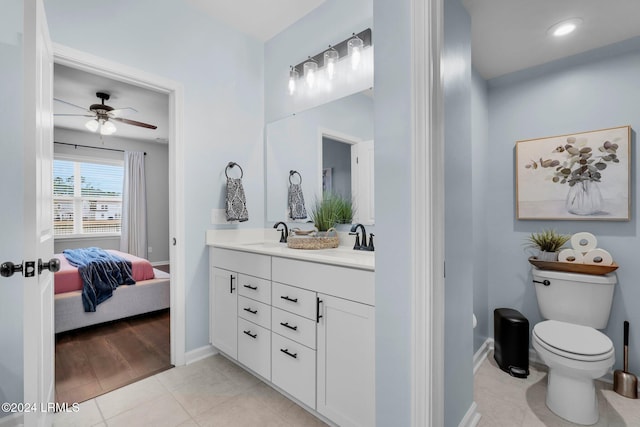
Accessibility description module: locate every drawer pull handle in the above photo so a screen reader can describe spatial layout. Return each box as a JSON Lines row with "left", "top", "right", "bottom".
{"left": 280, "top": 322, "right": 298, "bottom": 331}
{"left": 280, "top": 295, "right": 298, "bottom": 303}
{"left": 243, "top": 330, "right": 257, "bottom": 339}
{"left": 243, "top": 284, "right": 258, "bottom": 290}
{"left": 280, "top": 348, "right": 298, "bottom": 359}
{"left": 316, "top": 297, "right": 323, "bottom": 323}
{"left": 243, "top": 307, "right": 258, "bottom": 315}
{"left": 230, "top": 275, "right": 236, "bottom": 293}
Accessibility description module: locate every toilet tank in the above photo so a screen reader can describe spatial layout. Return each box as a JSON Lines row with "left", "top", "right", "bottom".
{"left": 531, "top": 267, "right": 617, "bottom": 329}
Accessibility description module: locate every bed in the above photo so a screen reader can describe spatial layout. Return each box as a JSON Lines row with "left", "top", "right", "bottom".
{"left": 54, "top": 249, "right": 170, "bottom": 333}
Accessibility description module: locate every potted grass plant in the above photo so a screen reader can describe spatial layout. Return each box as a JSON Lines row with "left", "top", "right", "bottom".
{"left": 525, "top": 229, "right": 571, "bottom": 261}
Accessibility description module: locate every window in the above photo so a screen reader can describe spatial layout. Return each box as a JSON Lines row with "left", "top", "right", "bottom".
{"left": 53, "top": 158, "right": 124, "bottom": 237}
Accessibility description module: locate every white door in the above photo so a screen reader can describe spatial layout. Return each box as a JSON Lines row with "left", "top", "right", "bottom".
{"left": 351, "top": 140, "right": 375, "bottom": 225}
{"left": 317, "top": 294, "right": 375, "bottom": 427}
{"left": 210, "top": 267, "right": 238, "bottom": 358}
{"left": 23, "top": 0, "right": 55, "bottom": 425}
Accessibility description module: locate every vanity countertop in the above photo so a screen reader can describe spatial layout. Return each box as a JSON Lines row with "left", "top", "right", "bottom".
{"left": 208, "top": 239, "right": 374, "bottom": 271}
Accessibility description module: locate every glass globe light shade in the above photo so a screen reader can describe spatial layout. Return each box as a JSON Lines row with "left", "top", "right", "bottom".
{"left": 348, "top": 33, "right": 364, "bottom": 70}
{"left": 323, "top": 46, "right": 339, "bottom": 80}
{"left": 288, "top": 66, "right": 299, "bottom": 95}
{"left": 85, "top": 119, "right": 99, "bottom": 132}
{"left": 303, "top": 57, "right": 318, "bottom": 89}
{"left": 100, "top": 120, "right": 116, "bottom": 135}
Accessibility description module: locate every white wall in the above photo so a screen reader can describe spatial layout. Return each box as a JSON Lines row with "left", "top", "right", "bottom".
{"left": 0, "top": 0, "right": 25, "bottom": 415}
{"left": 53, "top": 128, "right": 170, "bottom": 264}
{"left": 44, "top": 0, "right": 265, "bottom": 352}
{"left": 485, "top": 38, "right": 640, "bottom": 376}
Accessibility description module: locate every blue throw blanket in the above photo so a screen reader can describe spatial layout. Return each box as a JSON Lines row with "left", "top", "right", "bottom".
{"left": 63, "top": 247, "right": 136, "bottom": 312}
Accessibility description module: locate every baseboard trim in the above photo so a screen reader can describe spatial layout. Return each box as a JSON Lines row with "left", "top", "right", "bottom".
{"left": 473, "top": 338, "right": 494, "bottom": 374}
{"left": 184, "top": 344, "right": 217, "bottom": 365}
{"left": 458, "top": 401, "right": 481, "bottom": 427}
{"left": 150, "top": 260, "right": 170, "bottom": 267}
{"left": 0, "top": 412, "right": 22, "bottom": 427}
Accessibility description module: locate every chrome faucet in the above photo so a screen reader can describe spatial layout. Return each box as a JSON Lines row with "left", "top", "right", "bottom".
{"left": 273, "top": 222, "right": 289, "bottom": 243}
{"left": 349, "top": 223, "right": 369, "bottom": 251}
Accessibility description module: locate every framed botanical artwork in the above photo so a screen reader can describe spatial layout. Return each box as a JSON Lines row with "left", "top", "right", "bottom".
{"left": 516, "top": 125, "right": 631, "bottom": 220}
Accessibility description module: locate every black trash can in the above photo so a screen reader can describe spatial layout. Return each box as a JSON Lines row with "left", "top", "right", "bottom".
{"left": 493, "top": 308, "right": 529, "bottom": 378}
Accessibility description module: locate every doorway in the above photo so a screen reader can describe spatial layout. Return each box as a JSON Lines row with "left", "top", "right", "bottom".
{"left": 52, "top": 44, "right": 185, "bottom": 401}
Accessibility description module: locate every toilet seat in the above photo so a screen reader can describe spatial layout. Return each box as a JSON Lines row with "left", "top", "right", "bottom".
{"left": 533, "top": 320, "right": 613, "bottom": 362}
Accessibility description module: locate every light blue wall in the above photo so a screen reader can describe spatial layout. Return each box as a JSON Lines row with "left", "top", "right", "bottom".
{"left": 264, "top": 0, "right": 373, "bottom": 123}
{"left": 443, "top": 0, "right": 474, "bottom": 425}
{"left": 0, "top": 0, "right": 25, "bottom": 415}
{"left": 471, "top": 68, "right": 489, "bottom": 352}
{"left": 44, "top": 0, "right": 265, "bottom": 353}
{"left": 486, "top": 39, "right": 640, "bottom": 375}
{"left": 372, "top": 0, "right": 412, "bottom": 424}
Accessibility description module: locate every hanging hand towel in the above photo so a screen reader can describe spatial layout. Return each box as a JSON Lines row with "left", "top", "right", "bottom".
{"left": 288, "top": 182, "right": 308, "bottom": 220}
{"left": 226, "top": 177, "right": 249, "bottom": 222}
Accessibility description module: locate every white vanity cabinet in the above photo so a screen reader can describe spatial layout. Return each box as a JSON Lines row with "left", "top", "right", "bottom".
{"left": 209, "top": 244, "right": 375, "bottom": 427}
{"left": 210, "top": 248, "right": 271, "bottom": 364}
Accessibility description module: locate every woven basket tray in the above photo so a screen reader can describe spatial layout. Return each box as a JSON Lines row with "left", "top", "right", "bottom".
{"left": 287, "top": 229, "right": 339, "bottom": 250}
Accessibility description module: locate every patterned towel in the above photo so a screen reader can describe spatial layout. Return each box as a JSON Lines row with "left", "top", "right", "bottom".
{"left": 288, "top": 183, "right": 308, "bottom": 220}
{"left": 226, "top": 177, "right": 249, "bottom": 222}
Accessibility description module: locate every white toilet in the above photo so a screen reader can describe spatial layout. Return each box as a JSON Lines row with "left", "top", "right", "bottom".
{"left": 531, "top": 267, "right": 616, "bottom": 425}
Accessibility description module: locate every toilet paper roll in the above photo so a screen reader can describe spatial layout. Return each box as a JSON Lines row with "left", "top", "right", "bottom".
{"left": 583, "top": 248, "right": 613, "bottom": 266}
{"left": 571, "top": 232, "right": 598, "bottom": 253}
{"left": 558, "top": 248, "right": 585, "bottom": 264}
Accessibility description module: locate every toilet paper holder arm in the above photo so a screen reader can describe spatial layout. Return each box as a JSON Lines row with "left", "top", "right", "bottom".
{"left": 533, "top": 279, "right": 551, "bottom": 286}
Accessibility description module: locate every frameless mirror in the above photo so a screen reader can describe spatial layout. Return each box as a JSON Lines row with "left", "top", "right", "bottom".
{"left": 266, "top": 90, "right": 374, "bottom": 224}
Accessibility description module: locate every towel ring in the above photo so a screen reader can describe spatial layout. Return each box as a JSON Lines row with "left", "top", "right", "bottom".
{"left": 225, "top": 162, "right": 243, "bottom": 179}
{"left": 289, "top": 170, "right": 302, "bottom": 185}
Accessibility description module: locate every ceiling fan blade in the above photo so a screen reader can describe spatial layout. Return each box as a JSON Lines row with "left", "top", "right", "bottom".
{"left": 54, "top": 113, "right": 95, "bottom": 117}
{"left": 109, "top": 107, "right": 138, "bottom": 118}
{"left": 53, "top": 98, "right": 91, "bottom": 112}
{"left": 112, "top": 117, "right": 157, "bottom": 129}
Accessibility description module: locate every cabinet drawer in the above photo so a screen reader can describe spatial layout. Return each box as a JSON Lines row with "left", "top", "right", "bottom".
{"left": 272, "top": 307, "right": 316, "bottom": 349}
{"left": 272, "top": 282, "right": 317, "bottom": 320}
{"left": 238, "top": 274, "right": 271, "bottom": 305}
{"left": 237, "top": 318, "right": 270, "bottom": 380}
{"left": 211, "top": 248, "right": 271, "bottom": 280}
{"left": 271, "top": 332, "right": 316, "bottom": 409}
{"left": 238, "top": 296, "right": 271, "bottom": 330}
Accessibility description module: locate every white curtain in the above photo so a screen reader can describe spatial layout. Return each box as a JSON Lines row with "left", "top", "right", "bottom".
{"left": 120, "top": 151, "right": 148, "bottom": 258}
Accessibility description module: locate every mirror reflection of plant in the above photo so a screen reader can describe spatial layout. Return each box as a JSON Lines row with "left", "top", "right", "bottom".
{"left": 525, "top": 137, "right": 620, "bottom": 186}
{"left": 310, "top": 192, "right": 354, "bottom": 231}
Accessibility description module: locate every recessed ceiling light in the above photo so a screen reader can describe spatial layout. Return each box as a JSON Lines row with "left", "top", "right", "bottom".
{"left": 547, "top": 18, "right": 583, "bottom": 37}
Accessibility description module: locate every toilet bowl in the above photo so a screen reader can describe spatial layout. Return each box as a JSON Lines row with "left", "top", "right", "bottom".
{"left": 533, "top": 320, "right": 614, "bottom": 425}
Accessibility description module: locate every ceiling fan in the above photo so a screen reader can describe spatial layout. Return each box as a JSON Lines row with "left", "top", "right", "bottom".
{"left": 54, "top": 92, "right": 157, "bottom": 136}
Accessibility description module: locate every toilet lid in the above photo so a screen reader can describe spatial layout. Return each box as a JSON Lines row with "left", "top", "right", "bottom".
{"left": 533, "top": 320, "right": 613, "bottom": 357}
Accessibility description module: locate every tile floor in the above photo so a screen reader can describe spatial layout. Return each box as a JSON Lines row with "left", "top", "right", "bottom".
{"left": 53, "top": 354, "right": 328, "bottom": 427}
{"left": 475, "top": 352, "right": 640, "bottom": 426}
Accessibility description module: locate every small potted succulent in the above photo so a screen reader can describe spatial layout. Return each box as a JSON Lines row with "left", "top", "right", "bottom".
{"left": 525, "top": 229, "right": 571, "bottom": 261}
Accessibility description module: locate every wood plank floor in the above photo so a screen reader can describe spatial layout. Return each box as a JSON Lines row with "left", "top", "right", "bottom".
{"left": 55, "top": 309, "right": 171, "bottom": 404}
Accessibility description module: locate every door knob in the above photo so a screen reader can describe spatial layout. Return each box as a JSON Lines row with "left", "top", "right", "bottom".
{"left": 38, "top": 258, "right": 60, "bottom": 274}
{"left": 1, "top": 261, "right": 23, "bottom": 278}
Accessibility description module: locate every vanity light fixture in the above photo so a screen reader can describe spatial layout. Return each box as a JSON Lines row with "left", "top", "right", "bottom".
{"left": 287, "top": 28, "right": 372, "bottom": 96}
{"left": 547, "top": 18, "right": 583, "bottom": 37}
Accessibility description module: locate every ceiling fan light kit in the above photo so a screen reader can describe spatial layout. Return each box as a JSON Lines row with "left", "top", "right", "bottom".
{"left": 55, "top": 91, "right": 158, "bottom": 136}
